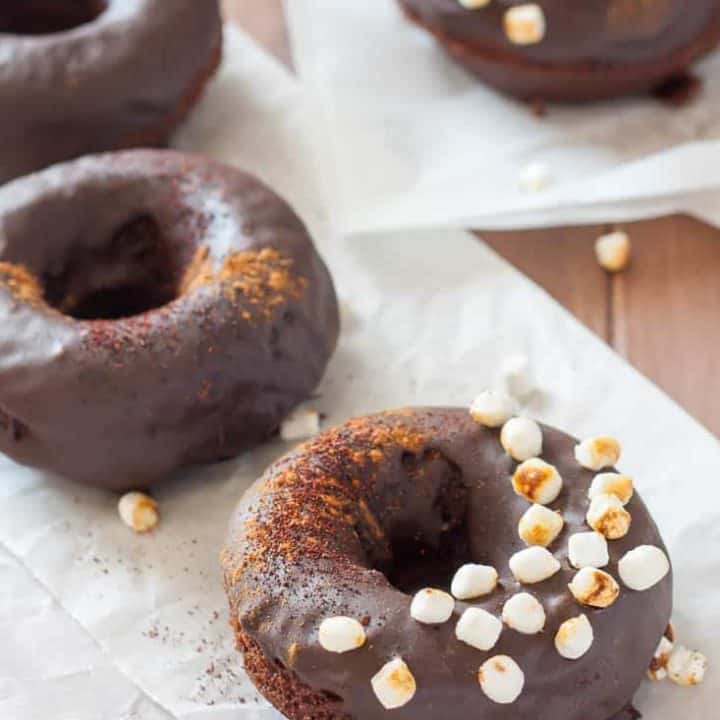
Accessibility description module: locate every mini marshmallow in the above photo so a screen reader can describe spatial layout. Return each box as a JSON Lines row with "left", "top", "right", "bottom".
{"left": 458, "top": 0, "right": 491, "bottom": 8}
{"left": 595, "top": 231, "right": 631, "bottom": 273}
{"left": 502, "top": 592, "right": 546, "bottom": 634}
{"left": 501, "top": 417, "right": 543, "bottom": 461}
{"left": 667, "top": 645, "right": 708, "bottom": 687}
{"left": 410, "top": 588, "right": 455, "bottom": 624}
{"left": 371, "top": 658, "right": 417, "bottom": 709}
{"left": 568, "top": 568, "right": 620, "bottom": 608}
{"left": 648, "top": 636, "right": 674, "bottom": 681}
{"left": 451, "top": 563, "right": 498, "bottom": 600}
{"left": 568, "top": 532, "right": 609, "bottom": 569}
{"left": 512, "top": 458, "right": 563, "bottom": 505}
{"left": 586, "top": 493, "right": 631, "bottom": 539}
{"left": 118, "top": 492, "right": 159, "bottom": 533}
{"left": 518, "top": 163, "right": 552, "bottom": 194}
{"left": 501, "top": 353, "right": 536, "bottom": 397}
{"left": 504, "top": 4, "right": 545, "bottom": 45}
{"left": 589, "top": 473, "right": 634, "bottom": 505}
{"left": 478, "top": 655, "right": 525, "bottom": 704}
{"left": 280, "top": 408, "right": 320, "bottom": 441}
{"left": 618, "top": 545, "right": 670, "bottom": 591}
{"left": 555, "top": 614, "right": 594, "bottom": 660}
{"left": 470, "top": 390, "right": 517, "bottom": 428}
{"left": 456, "top": 608, "right": 503, "bottom": 651}
{"left": 318, "top": 617, "right": 366, "bottom": 654}
{"left": 509, "top": 546, "right": 561, "bottom": 584}
{"left": 518, "top": 504, "right": 564, "bottom": 547}
{"left": 575, "top": 436, "right": 621, "bottom": 470}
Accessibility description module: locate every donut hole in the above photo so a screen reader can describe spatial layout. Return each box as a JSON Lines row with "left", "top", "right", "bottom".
{"left": 0, "top": 0, "right": 107, "bottom": 35}
{"left": 43, "top": 215, "right": 184, "bottom": 321}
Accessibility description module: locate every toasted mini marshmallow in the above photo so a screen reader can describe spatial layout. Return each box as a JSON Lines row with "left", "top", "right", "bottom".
{"left": 456, "top": 607, "right": 503, "bottom": 651}
{"left": 618, "top": 545, "right": 670, "bottom": 591}
{"left": 504, "top": 4, "right": 545, "bottom": 45}
{"left": 575, "top": 436, "right": 621, "bottom": 470}
{"left": 589, "top": 473, "right": 634, "bottom": 505}
{"left": 568, "top": 531, "right": 609, "bottom": 569}
{"left": 451, "top": 563, "right": 498, "bottom": 600}
{"left": 595, "top": 231, "right": 631, "bottom": 273}
{"left": 648, "top": 636, "right": 674, "bottom": 681}
{"left": 667, "top": 646, "right": 708, "bottom": 687}
{"left": 555, "top": 614, "right": 594, "bottom": 660}
{"left": 478, "top": 655, "right": 525, "bottom": 704}
{"left": 502, "top": 592, "right": 546, "bottom": 634}
{"left": 518, "top": 163, "right": 552, "bottom": 194}
{"left": 470, "top": 390, "right": 517, "bottom": 428}
{"left": 509, "top": 546, "right": 561, "bottom": 584}
{"left": 512, "top": 458, "right": 563, "bottom": 505}
{"left": 318, "top": 617, "right": 366, "bottom": 653}
{"left": 501, "top": 417, "right": 543, "bottom": 461}
{"left": 371, "top": 658, "right": 417, "bottom": 709}
{"left": 280, "top": 408, "right": 320, "bottom": 441}
{"left": 458, "top": 0, "right": 491, "bottom": 8}
{"left": 568, "top": 568, "right": 620, "bottom": 608}
{"left": 410, "top": 588, "right": 455, "bottom": 624}
{"left": 586, "top": 493, "right": 631, "bottom": 539}
{"left": 518, "top": 504, "right": 564, "bottom": 547}
{"left": 118, "top": 492, "right": 159, "bottom": 533}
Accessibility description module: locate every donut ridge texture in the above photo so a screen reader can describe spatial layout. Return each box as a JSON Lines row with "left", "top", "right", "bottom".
{"left": 0, "top": 149, "right": 339, "bottom": 490}
{"left": 223, "top": 407, "right": 672, "bottom": 720}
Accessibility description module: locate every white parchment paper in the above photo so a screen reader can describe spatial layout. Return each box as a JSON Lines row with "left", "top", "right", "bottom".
{"left": 286, "top": 0, "right": 720, "bottom": 234}
{"left": 1, "top": 25, "right": 719, "bottom": 720}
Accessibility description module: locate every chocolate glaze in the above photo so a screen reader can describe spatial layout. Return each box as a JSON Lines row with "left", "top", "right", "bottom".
{"left": 0, "top": 150, "right": 339, "bottom": 490}
{"left": 0, "top": 0, "right": 222, "bottom": 184}
{"left": 223, "top": 408, "right": 672, "bottom": 720}
{"left": 399, "top": 0, "right": 720, "bottom": 101}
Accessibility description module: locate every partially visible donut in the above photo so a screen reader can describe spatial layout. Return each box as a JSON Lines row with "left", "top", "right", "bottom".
{"left": 398, "top": 0, "right": 720, "bottom": 102}
{"left": 223, "top": 407, "right": 672, "bottom": 720}
{"left": 0, "top": 1, "right": 222, "bottom": 184}
{"left": 0, "top": 150, "right": 339, "bottom": 490}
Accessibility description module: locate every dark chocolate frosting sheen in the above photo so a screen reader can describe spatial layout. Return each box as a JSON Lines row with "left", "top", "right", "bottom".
{"left": 223, "top": 408, "right": 672, "bottom": 720}
{"left": 0, "top": 150, "right": 339, "bottom": 490}
{"left": 0, "top": 0, "right": 222, "bottom": 184}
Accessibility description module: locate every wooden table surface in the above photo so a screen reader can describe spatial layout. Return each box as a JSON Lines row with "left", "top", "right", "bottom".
{"left": 223, "top": 0, "right": 720, "bottom": 437}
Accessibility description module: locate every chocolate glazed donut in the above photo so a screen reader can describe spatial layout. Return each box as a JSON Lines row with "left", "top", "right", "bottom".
{"left": 399, "top": 0, "right": 720, "bottom": 102}
{"left": 0, "top": 150, "right": 339, "bottom": 491}
{"left": 0, "top": 0, "right": 222, "bottom": 184}
{"left": 223, "top": 408, "right": 672, "bottom": 720}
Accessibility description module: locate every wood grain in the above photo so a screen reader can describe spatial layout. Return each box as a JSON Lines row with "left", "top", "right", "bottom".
{"left": 221, "top": 0, "right": 720, "bottom": 436}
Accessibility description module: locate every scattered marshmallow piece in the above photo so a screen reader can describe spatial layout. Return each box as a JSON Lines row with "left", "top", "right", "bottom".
{"left": 318, "top": 617, "right": 367, "bottom": 654}
{"left": 568, "top": 568, "right": 620, "bottom": 608}
{"left": 648, "top": 636, "right": 674, "bottom": 681}
{"left": 518, "top": 504, "right": 564, "bottom": 547}
{"left": 568, "top": 531, "right": 609, "bottom": 569}
{"left": 586, "top": 493, "right": 632, "bottom": 539}
{"left": 575, "top": 436, "right": 621, "bottom": 470}
{"left": 595, "top": 231, "right": 631, "bottom": 273}
{"left": 667, "top": 645, "right": 708, "bottom": 687}
{"left": 501, "top": 417, "right": 543, "bottom": 461}
{"left": 280, "top": 408, "right": 320, "bottom": 441}
{"left": 410, "top": 588, "right": 455, "bottom": 624}
{"left": 501, "top": 353, "right": 536, "bottom": 398}
{"left": 118, "top": 492, "right": 159, "bottom": 533}
{"left": 371, "top": 658, "right": 417, "bottom": 709}
{"left": 589, "top": 473, "right": 634, "bottom": 505}
{"left": 502, "top": 592, "right": 546, "bottom": 634}
{"left": 478, "top": 655, "right": 525, "bottom": 704}
{"left": 456, "top": 607, "right": 503, "bottom": 651}
{"left": 509, "top": 546, "right": 561, "bottom": 584}
{"left": 470, "top": 390, "right": 517, "bottom": 428}
{"left": 512, "top": 458, "right": 563, "bottom": 505}
{"left": 518, "top": 163, "right": 552, "bottom": 194}
{"left": 504, "top": 4, "right": 546, "bottom": 45}
{"left": 451, "top": 563, "right": 498, "bottom": 600}
{"left": 458, "top": 0, "right": 491, "bottom": 8}
{"left": 555, "top": 614, "right": 594, "bottom": 660}
{"left": 618, "top": 545, "right": 670, "bottom": 591}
